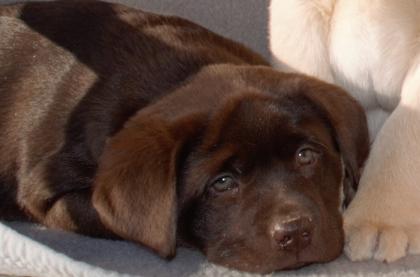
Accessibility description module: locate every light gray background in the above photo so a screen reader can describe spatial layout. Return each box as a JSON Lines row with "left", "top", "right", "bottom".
{"left": 0, "top": 0, "right": 271, "bottom": 59}
{"left": 121, "top": 0, "right": 271, "bottom": 59}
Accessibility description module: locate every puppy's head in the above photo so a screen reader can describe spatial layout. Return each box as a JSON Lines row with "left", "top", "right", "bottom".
{"left": 92, "top": 66, "right": 369, "bottom": 273}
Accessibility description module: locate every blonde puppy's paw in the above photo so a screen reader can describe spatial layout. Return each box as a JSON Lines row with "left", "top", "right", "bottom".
{"left": 373, "top": 228, "right": 408, "bottom": 262}
{"left": 344, "top": 224, "right": 378, "bottom": 261}
{"left": 408, "top": 227, "right": 420, "bottom": 255}
{"left": 344, "top": 223, "right": 420, "bottom": 262}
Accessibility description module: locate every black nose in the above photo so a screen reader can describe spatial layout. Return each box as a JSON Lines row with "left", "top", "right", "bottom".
{"left": 271, "top": 216, "right": 314, "bottom": 252}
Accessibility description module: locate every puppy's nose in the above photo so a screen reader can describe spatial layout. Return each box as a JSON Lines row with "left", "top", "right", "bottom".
{"left": 271, "top": 216, "right": 314, "bottom": 252}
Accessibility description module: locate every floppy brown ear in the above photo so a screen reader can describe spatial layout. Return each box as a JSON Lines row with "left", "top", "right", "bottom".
{"left": 303, "top": 80, "right": 370, "bottom": 204}
{"left": 92, "top": 115, "right": 199, "bottom": 258}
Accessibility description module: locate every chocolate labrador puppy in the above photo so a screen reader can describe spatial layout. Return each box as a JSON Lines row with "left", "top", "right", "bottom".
{"left": 0, "top": 0, "right": 369, "bottom": 273}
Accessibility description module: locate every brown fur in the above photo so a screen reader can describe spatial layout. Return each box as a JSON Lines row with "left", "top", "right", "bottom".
{"left": 0, "top": 1, "right": 369, "bottom": 273}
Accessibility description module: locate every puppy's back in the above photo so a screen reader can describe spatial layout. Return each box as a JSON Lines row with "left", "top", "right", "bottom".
{"left": 0, "top": 1, "right": 267, "bottom": 219}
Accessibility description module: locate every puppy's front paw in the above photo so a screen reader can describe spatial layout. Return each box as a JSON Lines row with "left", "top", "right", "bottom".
{"left": 344, "top": 224, "right": 378, "bottom": 261}
{"left": 344, "top": 221, "right": 420, "bottom": 262}
{"left": 407, "top": 227, "right": 420, "bottom": 255}
{"left": 374, "top": 227, "right": 408, "bottom": 262}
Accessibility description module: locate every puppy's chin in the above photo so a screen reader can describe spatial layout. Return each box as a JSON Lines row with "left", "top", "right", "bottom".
{"left": 205, "top": 247, "right": 342, "bottom": 274}
{"left": 201, "top": 227, "right": 344, "bottom": 274}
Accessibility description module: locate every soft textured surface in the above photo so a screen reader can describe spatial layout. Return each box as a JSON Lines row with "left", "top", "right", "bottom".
{"left": 1, "top": 0, "right": 420, "bottom": 276}
{"left": 2, "top": 221, "right": 420, "bottom": 277}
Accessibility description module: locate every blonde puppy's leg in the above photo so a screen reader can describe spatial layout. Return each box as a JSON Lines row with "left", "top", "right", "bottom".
{"left": 344, "top": 105, "right": 420, "bottom": 262}
{"left": 344, "top": 56, "right": 420, "bottom": 263}
{"left": 269, "top": 0, "right": 335, "bottom": 83}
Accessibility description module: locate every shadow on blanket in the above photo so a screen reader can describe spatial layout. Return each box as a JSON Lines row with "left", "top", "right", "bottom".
{"left": 4, "top": 221, "right": 205, "bottom": 276}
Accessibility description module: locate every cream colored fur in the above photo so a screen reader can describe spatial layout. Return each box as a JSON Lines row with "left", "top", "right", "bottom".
{"left": 270, "top": 0, "right": 420, "bottom": 262}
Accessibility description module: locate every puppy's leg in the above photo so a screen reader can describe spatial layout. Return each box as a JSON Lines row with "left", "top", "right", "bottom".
{"left": 22, "top": 186, "right": 114, "bottom": 238}
{"left": 45, "top": 191, "right": 115, "bottom": 237}
{"left": 17, "top": 158, "right": 114, "bottom": 238}
{"left": 344, "top": 56, "right": 420, "bottom": 262}
{"left": 269, "top": 0, "right": 335, "bottom": 83}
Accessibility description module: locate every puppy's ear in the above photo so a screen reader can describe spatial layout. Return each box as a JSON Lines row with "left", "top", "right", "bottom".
{"left": 92, "top": 115, "right": 199, "bottom": 258}
{"left": 303, "top": 81, "right": 370, "bottom": 204}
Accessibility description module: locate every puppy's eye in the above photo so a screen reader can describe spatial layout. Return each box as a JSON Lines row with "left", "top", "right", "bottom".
{"left": 210, "top": 175, "right": 237, "bottom": 193}
{"left": 296, "top": 148, "right": 318, "bottom": 165}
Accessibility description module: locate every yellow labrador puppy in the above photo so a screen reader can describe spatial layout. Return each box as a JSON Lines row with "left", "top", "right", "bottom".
{"left": 269, "top": 0, "right": 420, "bottom": 263}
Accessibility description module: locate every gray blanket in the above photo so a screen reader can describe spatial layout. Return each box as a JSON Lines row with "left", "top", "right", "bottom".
{"left": 3, "top": 221, "right": 420, "bottom": 277}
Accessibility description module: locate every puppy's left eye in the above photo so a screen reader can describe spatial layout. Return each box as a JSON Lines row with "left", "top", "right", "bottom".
{"left": 210, "top": 175, "right": 238, "bottom": 193}
{"left": 296, "top": 148, "right": 318, "bottom": 166}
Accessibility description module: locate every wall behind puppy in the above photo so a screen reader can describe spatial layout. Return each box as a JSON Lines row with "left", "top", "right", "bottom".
{"left": 0, "top": 0, "right": 270, "bottom": 59}
{"left": 121, "top": 0, "right": 270, "bottom": 58}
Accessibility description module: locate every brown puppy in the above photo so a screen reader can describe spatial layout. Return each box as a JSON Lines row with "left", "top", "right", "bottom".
{"left": 0, "top": 1, "right": 369, "bottom": 273}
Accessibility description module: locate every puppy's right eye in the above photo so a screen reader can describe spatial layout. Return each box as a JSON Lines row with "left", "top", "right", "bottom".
{"left": 296, "top": 147, "right": 318, "bottom": 166}
{"left": 210, "top": 175, "right": 238, "bottom": 193}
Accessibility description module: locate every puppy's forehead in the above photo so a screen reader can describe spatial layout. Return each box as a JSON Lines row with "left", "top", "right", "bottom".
{"left": 214, "top": 94, "right": 328, "bottom": 147}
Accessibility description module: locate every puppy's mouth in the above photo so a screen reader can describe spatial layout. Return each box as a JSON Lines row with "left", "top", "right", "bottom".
{"left": 207, "top": 244, "right": 340, "bottom": 274}
{"left": 220, "top": 259, "right": 314, "bottom": 274}
{"left": 206, "top": 228, "right": 344, "bottom": 274}
{"left": 282, "top": 261, "right": 311, "bottom": 270}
